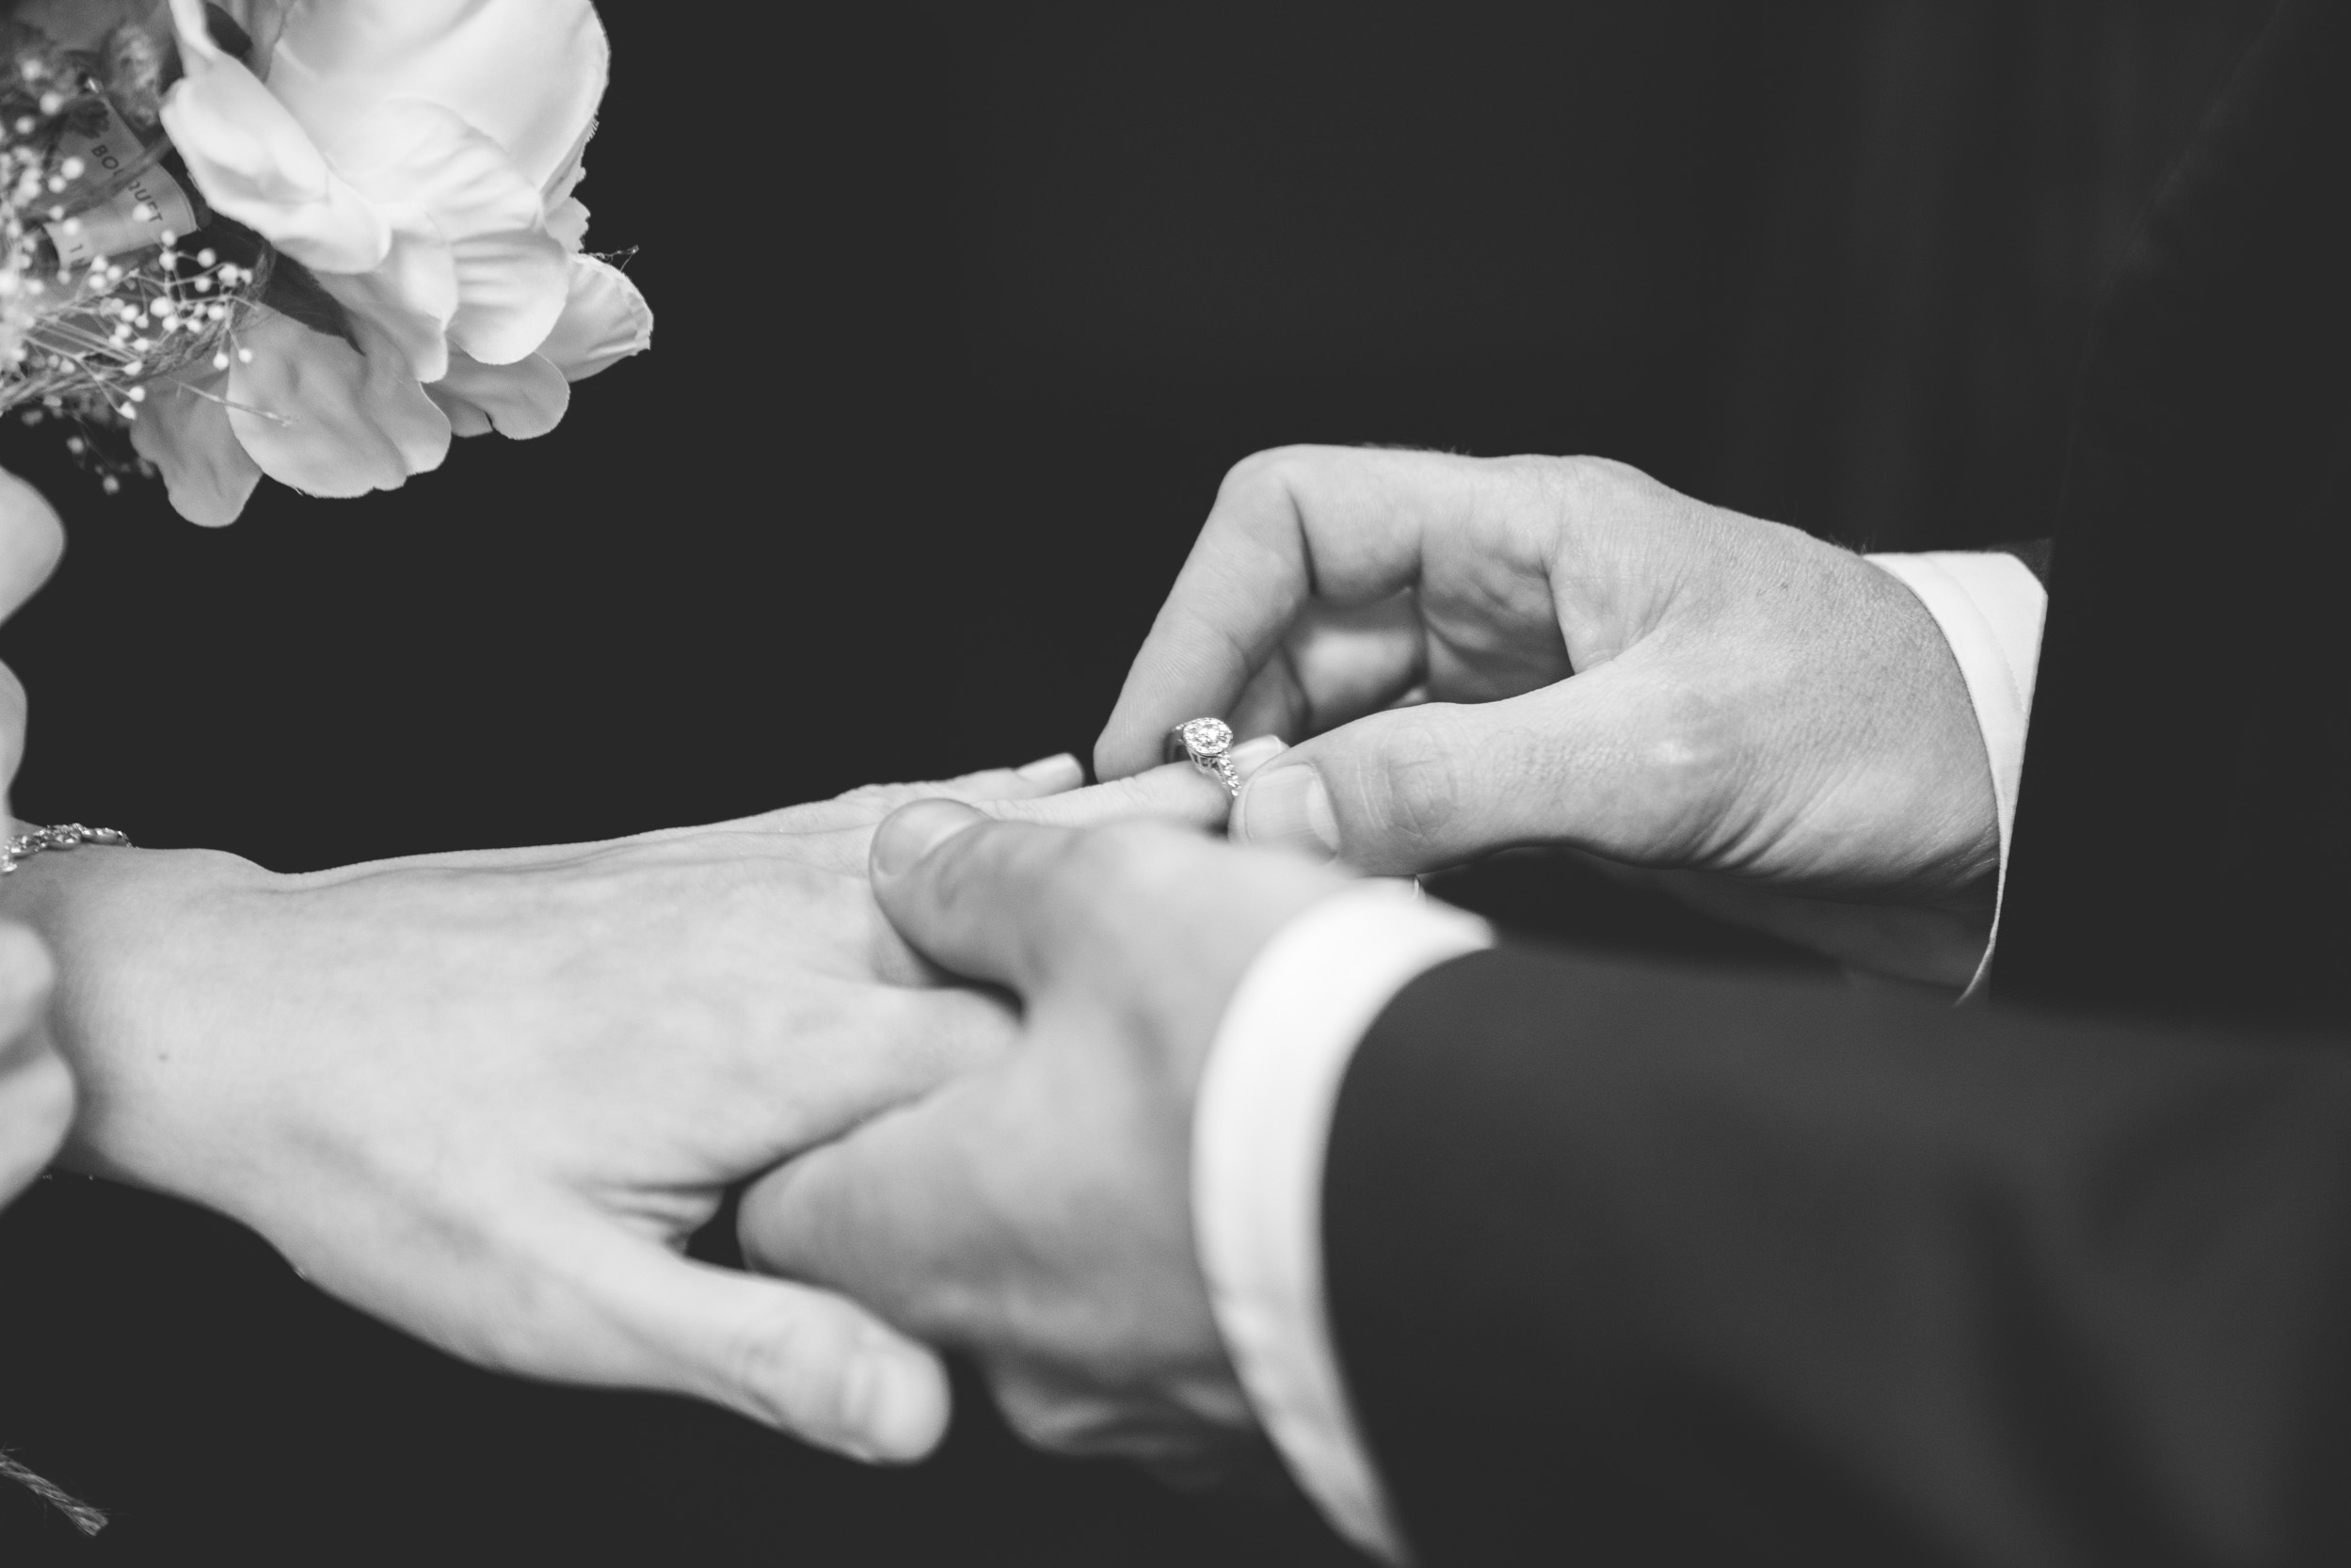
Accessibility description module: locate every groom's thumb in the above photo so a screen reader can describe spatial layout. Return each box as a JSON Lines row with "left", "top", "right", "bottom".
{"left": 1230, "top": 670, "right": 1672, "bottom": 874}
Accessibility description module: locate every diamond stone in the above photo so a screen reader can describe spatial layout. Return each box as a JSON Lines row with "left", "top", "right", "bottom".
{"left": 1179, "top": 717, "right": 1233, "bottom": 759}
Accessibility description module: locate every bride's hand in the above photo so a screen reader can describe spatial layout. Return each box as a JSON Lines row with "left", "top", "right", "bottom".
{"left": 0, "top": 470, "right": 66, "bottom": 1208}
{"left": 1, "top": 755, "right": 1242, "bottom": 1459}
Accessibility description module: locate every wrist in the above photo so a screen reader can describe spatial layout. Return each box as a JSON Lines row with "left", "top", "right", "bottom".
{"left": 0, "top": 844, "right": 278, "bottom": 1193}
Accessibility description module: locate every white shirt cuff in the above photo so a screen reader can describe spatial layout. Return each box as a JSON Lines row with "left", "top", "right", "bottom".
{"left": 1192, "top": 881, "right": 1494, "bottom": 1563}
{"left": 1864, "top": 551, "right": 2049, "bottom": 997}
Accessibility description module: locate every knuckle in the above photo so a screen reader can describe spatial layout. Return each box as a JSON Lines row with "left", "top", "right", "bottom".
{"left": 1071, "top": 823, "right": 1195, "bottom": 905}
{"left": 830, "top": 781, "right": 918, "bottom": 821}
{"left": 1360, "top": 725, "right": 1466, "bottom": 854}
{"left": 1027, "top": 828, "right": 1126, "bottom": 920}
{"left": 1514, "top": 453, "right": 1643, "bottom": 525}
{"left": 728, "top": 1297, "right": 853, "bottom": 1432}
{"left": 448, "top": 1245, "right": 577, "bottom": 1376}
{"left": 1016, "top": 824, "right": 1200, "bottom": 964}
{"left": 1216, "top": 444, "right": 1315, "bottom": 502}
{"left": 992, "top": 1374, "right": 1113, "bottom": 1457}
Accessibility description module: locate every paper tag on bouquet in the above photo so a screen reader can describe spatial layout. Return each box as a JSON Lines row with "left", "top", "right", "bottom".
{"left": 41, "top": 95, "right": 200, "bottom": 267}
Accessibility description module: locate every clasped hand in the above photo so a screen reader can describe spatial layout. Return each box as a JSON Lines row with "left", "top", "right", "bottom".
{"left": 8, "top": 752, "right": 1248, "bottom": 1464}
{"left": 735, "top": 446, "right": 2024, "bottom": 1476}
{"left": 742, "top": 801, "right": 1351, "bottom": 1476}
{"left": 2, "top": 442, "right": 2014, "bottom": 1484}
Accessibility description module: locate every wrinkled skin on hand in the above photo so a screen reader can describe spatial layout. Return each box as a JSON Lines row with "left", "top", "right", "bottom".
{"left": 1096, "top": 447, "right": 2002, "bottom": 984}
{"left": 741, "top": 803, "right": 1350, "bottom": 1478}
{"left": 6, "top": 753, "right": 1235, "bottom": 1460}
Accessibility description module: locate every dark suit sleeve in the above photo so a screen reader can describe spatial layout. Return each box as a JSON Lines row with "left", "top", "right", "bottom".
{"left": 1322, "top": 946, "right": 2351, "bottom": 1567}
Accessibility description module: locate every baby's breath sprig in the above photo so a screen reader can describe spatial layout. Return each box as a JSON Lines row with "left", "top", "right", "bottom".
{"left": 10, "top": 237, "right": 265, "bottom": 490}
{"left": 0, "top": 18, "right": 269, "bottom": 493}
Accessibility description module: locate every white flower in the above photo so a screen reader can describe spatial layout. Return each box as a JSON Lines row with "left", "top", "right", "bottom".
{"left": 131, "top": 0, "right": 651, "bottom": 524}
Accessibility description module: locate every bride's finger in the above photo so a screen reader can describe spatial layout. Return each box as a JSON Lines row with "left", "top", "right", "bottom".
{"left": 933, "top": 752, "right": 1088, "bottom": 802}
{"left": 724, "top": 755, "right": 1090, "bottom": 839}
{"left": 990, "top": 744, "right": 1286, "bottom": 835}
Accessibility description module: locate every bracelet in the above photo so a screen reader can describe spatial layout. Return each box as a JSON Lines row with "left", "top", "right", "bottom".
{"left": 1, "top": 823, "right": 132, "bottom": 875}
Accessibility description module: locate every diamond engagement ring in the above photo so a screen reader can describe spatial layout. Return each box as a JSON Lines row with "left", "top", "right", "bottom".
{"left": 1167, "top": 716, "right": 1241, "bottom": 797}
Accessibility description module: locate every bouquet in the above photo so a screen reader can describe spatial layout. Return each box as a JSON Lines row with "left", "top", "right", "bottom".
{"left": 0, "top": 0, "right": 650, "bottom": 523}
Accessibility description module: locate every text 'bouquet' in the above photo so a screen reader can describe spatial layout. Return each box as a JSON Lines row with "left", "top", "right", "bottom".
{"left": 0, "top": 0, "right": 651, "bottom": 522}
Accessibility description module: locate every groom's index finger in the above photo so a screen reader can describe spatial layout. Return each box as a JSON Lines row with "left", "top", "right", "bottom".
{"left": 1092, "top": 446, "right": 1483, "bottom": 779}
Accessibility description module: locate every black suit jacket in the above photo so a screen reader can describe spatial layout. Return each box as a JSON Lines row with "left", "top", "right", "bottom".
{"left": 1321, "top": 3, "right": 2351, "bottom": 1562}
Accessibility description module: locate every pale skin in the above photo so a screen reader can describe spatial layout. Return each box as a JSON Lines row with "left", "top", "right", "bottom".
{"left": 742, "top": 447, "right": 2008, "bottom": 1462}
{"left": 0, "top": 435, "right": 1285, "bottom": 1464}
{"left": 742, "top": 803, "right": 1351, "bottom": 1471}
{"left": 1094, "top": 446, "right": 2004, "bottom": 984}
{"left": 0, "top": 752, "right": 1261, "bottom": 1462}
{"left": 5, "top": 439, "right": 2007, "bottom": 1473}
{"left": 0, "top": 470, "right": 70, "bottom": 1212}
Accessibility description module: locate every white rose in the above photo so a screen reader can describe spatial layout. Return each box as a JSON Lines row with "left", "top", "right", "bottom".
{"left": 130, "top": 0, "right": 651, "bottom": 524}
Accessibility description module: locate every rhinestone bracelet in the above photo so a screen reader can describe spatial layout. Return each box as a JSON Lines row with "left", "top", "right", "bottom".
{"left": 1, "top": 823, "right": 132, "bottom": 876}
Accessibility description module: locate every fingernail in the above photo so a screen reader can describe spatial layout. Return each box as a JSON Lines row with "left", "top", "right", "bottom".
{"left": 835, "top": 1353, "right": 890, "bottom": 1461}
{"left": 1226, "top": 735, "right": 1288, "bottom": 783}
{"left": 841, "top": 1341, "right": 947, "bottom": 1463}
{"left": 872, "top": 799, "right": 985, "bottom": 880}
{"left": 1015, "top": 752, "right": 1083, "bottom": 787}
{"left": 1233, "top": 762, "right": 1340, "bottom": 862}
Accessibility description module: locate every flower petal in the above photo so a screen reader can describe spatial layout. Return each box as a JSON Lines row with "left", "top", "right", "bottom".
{"left": 426, "top": 350, "right": 570, "bottom": 440}
{"left": 264, "top": 0, "right": 608, "bottom": 189}
{"left": 536, "top": 257, "right": 652, "bottom": 381}
{"left": 433, "top": 392, "right": 493, "bottom": 438}
{"left": 317, "top": 210, "right": 460, "bottom": 381}
{"left": 330, "top": 97, "right": 545, "bottom": 234}
{"left": 226, "top": 311, "right": 451, "bottom": 496}
{"left": 545, "top": 195, "right": 588, "bottom": 254}
{"left": 162, "top": 1, "right": 390, "bottom": 274}
{"left": 324, "top": 98, "right": 569, "bottom": 366}
{"left": 447, "top": 227, "right": 571, "bottom": 364}
{"left": 128, "top": 373, "right": 264, "bottom": 526}
{"left": 541, "top": 116, "right": 595, "bottom": 207}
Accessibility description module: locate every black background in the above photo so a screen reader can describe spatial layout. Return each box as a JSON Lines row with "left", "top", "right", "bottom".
{"left": 0, "top": 5, "right": 2267, "bottom": 1560}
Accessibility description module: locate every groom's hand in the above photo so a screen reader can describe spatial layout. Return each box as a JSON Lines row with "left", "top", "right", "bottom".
{"left": 5, "top": 756, "right": 1241, "bottom": 1462}
{"left": 738, "top": 802, "right": 1350, "bottom": 1469}
{"left": 1094, "top": 448, "right": 1999, "bottom": 972}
